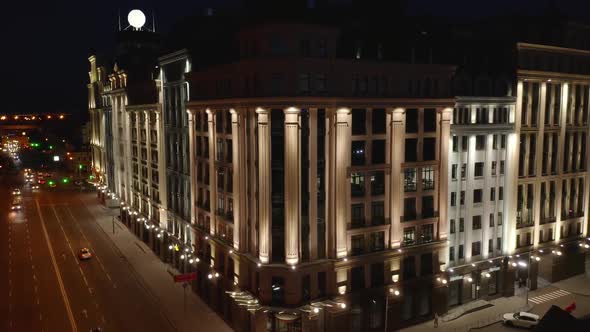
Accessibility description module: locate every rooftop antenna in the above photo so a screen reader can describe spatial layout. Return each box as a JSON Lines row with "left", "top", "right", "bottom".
{"left": 118, "top": 9, "right": 121, "bottom": 31}
{"left": 152, "top": 10, "right": 156, "bottom": 32}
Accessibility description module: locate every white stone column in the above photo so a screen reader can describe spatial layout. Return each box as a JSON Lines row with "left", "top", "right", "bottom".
{"left": 257, "top": 108, "right": 271, "bottom": 263}
{"left": 207, "top": 109, "right": 217, "bottom": 236}
{"left": 156, "top": 110, "right": 168, "bottom": 229}
{"left": 439, "top": 108, "right": 452, "bottom": 241}
{"left": 335, "top": 108, "right": 351, "bottom": 258}
{"left": 284, "top": 107, "right": 301, "bottom": 265}
{"left": 188, "top": 109, "right": 196, "bottom": 225}
{"left": 389, "top": 108, "right": 405, "bottom": 248}
{"left": 231, "top": 108, "right": 248, "bottom": 252}
{"left": 309, "top": 109, "right": 318, "bottom": 260}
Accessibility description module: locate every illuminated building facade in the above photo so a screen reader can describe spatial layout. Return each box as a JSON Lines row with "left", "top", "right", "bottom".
{"left": 181, "top": 23, "right": 455, "bottom": 331}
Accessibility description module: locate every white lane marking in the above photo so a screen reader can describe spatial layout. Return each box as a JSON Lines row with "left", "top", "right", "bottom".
{"left": 35, "top": 199, "right": 78, "bottom": 332}
{"left": 65, "top": 206, "right": 114, "bottom": 282}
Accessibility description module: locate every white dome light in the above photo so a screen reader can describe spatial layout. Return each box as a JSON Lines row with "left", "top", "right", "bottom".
{"left": 128, "top": 9, "right": 146, "bottom": 29}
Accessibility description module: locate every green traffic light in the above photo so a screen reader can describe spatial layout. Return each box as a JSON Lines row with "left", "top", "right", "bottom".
{"left": 49, "top": 145, "right": 53, "bottom": 149}
{"left": 48, "top": 180, "right": 55, "bottom": 185}
{"left": 79, "top": 164, "right": 83, "bottom": 170}
{"left": 62, "top": 178, "right": 69, "bottom": 184}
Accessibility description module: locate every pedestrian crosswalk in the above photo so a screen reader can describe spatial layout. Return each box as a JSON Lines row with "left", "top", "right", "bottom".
{"left": 529, "top": 289, "right": 570, "bottom": 304}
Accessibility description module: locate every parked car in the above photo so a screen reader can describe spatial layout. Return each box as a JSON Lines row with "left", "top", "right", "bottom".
{"left": 503, "top": 311, "right": 540, "bottom": 328}
{"left": 78, "top": 248, "right": 93, "bottom": 260}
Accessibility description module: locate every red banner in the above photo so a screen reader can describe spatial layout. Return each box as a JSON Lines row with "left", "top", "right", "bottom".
{"left": 173, "top": 272, "right": 196, "bottom": 283}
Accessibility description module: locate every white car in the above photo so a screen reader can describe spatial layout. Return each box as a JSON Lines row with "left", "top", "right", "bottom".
{"left": 12, "top": 188, "right": 21, "bottom": 196}
{"left": 78, "top": 248, "right": 93, "bottom": 260}
{"left": 31, "top": 185, "right": 39, "bottom": 191}
{"left": 502, "top": 311, "right": 540, "bottom": 328}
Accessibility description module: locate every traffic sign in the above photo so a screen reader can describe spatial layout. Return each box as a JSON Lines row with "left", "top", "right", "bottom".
{"left": 173, "top": 272, "right": 196, "bottom": 283}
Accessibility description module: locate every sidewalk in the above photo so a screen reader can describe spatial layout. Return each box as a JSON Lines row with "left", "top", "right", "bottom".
{"left": 553, "top": 274, "right": 590, "bottom": 296}
{"left": 82, "top": 194, "right": 232, "bottom": 332}
{"left": 400, "top": 296, "right": 531, "bottom": 332}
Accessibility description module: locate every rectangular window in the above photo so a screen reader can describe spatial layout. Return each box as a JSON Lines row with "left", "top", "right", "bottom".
{"left": 459, "top": 218, "right": 465, "bottom": 232}
{"left": 404, "top": 198, "right": 417, "bottom": 221}
{"left": 452, "top": 164, "right": 458, "bottom": 180}
{"left": 489, "top": 213, "right": 494, "bottom": 227}
{"left": 472, "top": 241, "right": 481, "bottom": 256}
{"left": 406, "top": 109, "right": 418, "bottom": 133}
{"left": 450, "top": 192, "right": 456, "bottom": 206}
{"left": 459, "top": 245, "right": 464, "bottom": 259}
{"left": 476, "top": 135, "right": 485, "bottom": 150}
{"left": 352, "top": 109, "right": 366, "bottom": 135}
{"left": 490, "top": 188, "right": 496, "bottom": 201}
{"left": 421, "top": 224, "right": 434, "bottom": 243}
{"left": 404, "top": 168, "right": 417, "bottom": 192}
{"left": 474, "top": 162, "right": 484, "bottom": 177}
{"left": 405, "top": 139, "right": 418, "bottom": 162}
{"left": 498, "top": 212, "right": 503, "bottom": 226}
{"left": 423, "top": 138, "right": 436, "bottom": 161}
{"left": 499, "top": 187, "right": 504, "bottom": 200}
{"left": 461, "top": 136, "right": 468, "bottom": 151}
{"left": 492, "top": 135, "right": 498, "bottom": 149}
{"left": 450, "top": 219, "right": 456, "bottom": 233}
{"left": 452, "top": 136, "right": 458, "bottom": 152}
{"left": 473, "top": 189, "right": 482, "bottom": 203}
{"left": 461, "top": 163, "right": 467, "bottom": 179}
{"left": 460, "top": 191, "right": 465, "bottom": 205}
{"left": 472, "top": 215, "right": 481, "bottom": 230}
{"left": 351, "top": 235, "right": 365, "bottom": 255}
{"left": 422, "top": 167, "right": 435, "bottom": 190}
{"left": 500, "top": 161, "right": 505, "bottom": 175}
{"left": 491, "top": 161, "right": 497, "bottom": 176}
{"left": 488, "top": 239, "right": 494, "bottom": 253}
{"left": 422, "top": 196, "right": 434, "bottom": 218}
{"left": 403, "top": 227, "right": 415, "bottom": 245}
{"left": 450, "top": 247, "right": 455, "bottom": 261}
{"left": 501, "top": 135, "right": 506, "bottom": 149}
{"left": 423, "top": 109, "right": 437, "bottom": 132}
{"left": 497, "top": 237, "right": 502, "bottom": 251}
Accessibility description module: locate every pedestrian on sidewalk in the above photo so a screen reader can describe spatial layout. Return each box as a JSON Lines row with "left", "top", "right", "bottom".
{"left": 434, "top": 312, "right": 439, "bottom": 328}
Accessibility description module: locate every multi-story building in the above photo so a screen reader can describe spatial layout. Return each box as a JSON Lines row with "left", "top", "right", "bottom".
{"left": 508, "top": 42, "right": 590, "bottom": 281}
{"left": 182, "top": 22, "right": 456, "bottom": 331}
{"left": 88, "top": 55, "right": 111, "bottom": 189}
{"left": 446, "top": 96, "right": 516, "bottom": 306}
{"left": 159, "top": 50, "right": 194, "bottom": 254}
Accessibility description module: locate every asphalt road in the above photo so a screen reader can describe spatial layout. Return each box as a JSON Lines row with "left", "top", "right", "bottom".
{"left": 1, "top": 173, "right": 174, "bottom": 332}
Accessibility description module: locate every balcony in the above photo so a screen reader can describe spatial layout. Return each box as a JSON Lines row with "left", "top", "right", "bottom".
{"left": 516, "top": 216, "right": 534, "bottom": 229}
{"left": 350, "top": 219, "right": 365, "bottom": 229}
{"left": 402, "top": 211, "right": 438, "bottom": 222}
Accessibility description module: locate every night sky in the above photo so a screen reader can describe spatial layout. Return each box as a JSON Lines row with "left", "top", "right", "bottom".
{"left": 0, "top": 0, "right": 588, "bottom": 125}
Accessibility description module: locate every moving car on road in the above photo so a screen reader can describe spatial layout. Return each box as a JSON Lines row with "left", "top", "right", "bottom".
{"left": 78, "top": 248, "right": 93, "bottom": 260}
{"left": 503, "top": 311, "right": 540, "bottom": 328}
{"left": 12, "top": 188, "right": 21, "bottom": 196}
{"left": 11, "top": 201, "right": 22, "bottom": 211}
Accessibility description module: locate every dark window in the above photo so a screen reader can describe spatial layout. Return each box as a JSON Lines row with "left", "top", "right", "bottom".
{"left": 423, "top": 109, "right": 437, "bottom": 132}
{"left": 371, "top": 262, "right": 385, "bottom": 287}
{"left": 474, "top": 162, "right": 484, "bottom": 177}
{"left": 371, "top": 171, "right": 385, "bottom": 196}
{"left": 458, "top": 245, "right": 464, "bottom": 259}
{"left": 406, "top": 109, "right": 418, "bottom": 133}
{"left": 318, "top": 272, "right": 326, "bottom": 297}
{"left": 352, "top": 109, "right": 366, "bottom": 135}
{"left": 422, "top": 196, "right": 434, "bottom": 218}
{"left": 422, "top": 167, "right": 435, "bottom": 190}
{"left": 405, "top": 139, "right": 418, "bottom": 162}
{"left": 351, "top": 266, "right": 365, "bottom": 291}
{"left": 450, "top": 219, "right": 456, "bottom": 233}
{"left": 459, "top": 218, "right": 464, "bottom": 232}
{"left": 472, "top": 241, "right": 481, "bottom": 256}
{"left": 476, "top": 135, "right": 485, "bottom": 150}
{"left": 351, "top": 141, "right": 366, "bottom": 165}
{"left": 423, "top": 138, "right": 436, "bottom": 161}
{"left": 472, "top": 215, "right": 481, "bottom": 230}
{"left": 372, "top": 140, "right": 385, "bottom": 164}
{"left": 402, "top": 256, "right": 416, "bottom": 280}
{"left": 473, "top": 189, "right": 483, "bottom": 203}
{"left": 420, "top": 253, "right": 433, "bottom": 276}
{"left": 372, "top": 109, "right": 386, "bottom": 134}
{"left": 404, "top": 198, "right": 417, "bottom": 221}
{"left": 271, "top": 277, "right": 285, "bottom": 306}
